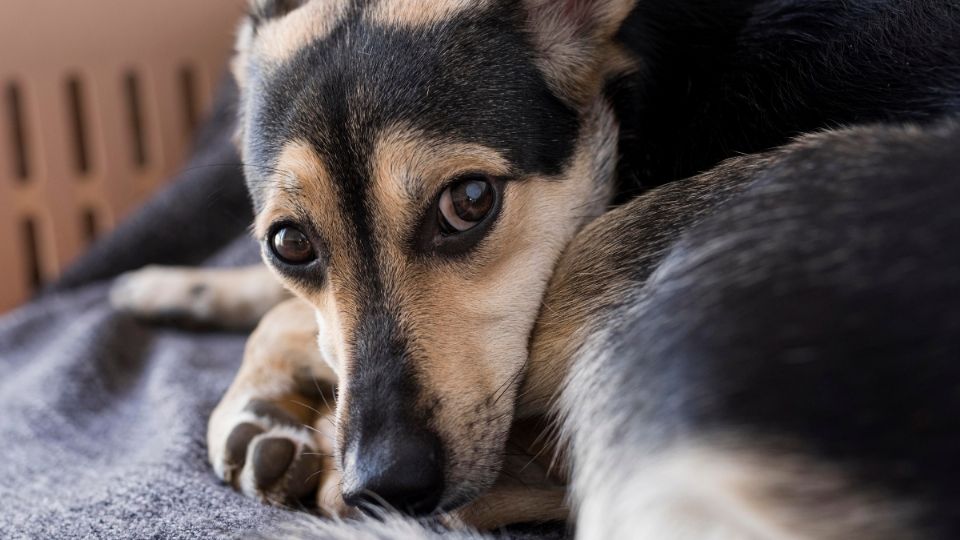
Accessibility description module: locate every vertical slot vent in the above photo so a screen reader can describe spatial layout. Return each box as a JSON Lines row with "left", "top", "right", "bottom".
{"left": 179, "top": 65, "right": 199, "bottom": 135}
{"left": 66, "top": 75, "right": 91, "bottom": 175}
{"left": 20, "top": 216, "right": 43, "bottom": 292}
{"left": 81, "top": 207, "right": 99, "bottom": 245}
{"left": 5, "top": 82, "right": 29, "bottom": 181}
{"left": 124, "top": 71, "right": 148, "bottom": 168}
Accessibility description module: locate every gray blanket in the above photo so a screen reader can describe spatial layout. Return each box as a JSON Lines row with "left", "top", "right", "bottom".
{"left": 0, "top": 79, "right": 296, "bottom": 539}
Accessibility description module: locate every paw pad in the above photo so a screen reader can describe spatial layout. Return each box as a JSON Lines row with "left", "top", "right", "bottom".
{"left": 253, "top": 437, "right": 296, "bottom": 488}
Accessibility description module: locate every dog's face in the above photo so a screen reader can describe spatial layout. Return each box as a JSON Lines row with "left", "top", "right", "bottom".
{"left": 235, "top": 0, "right": 633, "bottom": 514}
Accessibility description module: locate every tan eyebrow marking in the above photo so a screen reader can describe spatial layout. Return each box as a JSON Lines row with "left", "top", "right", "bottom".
{"left": 254, "top": 139, "right": 340, "bottom": 240}
{"left": 367, "top": 124, "right": 511, "bottom": 242}
{"left": 364, "top": 0, "right": 492, "bottom": 30}
{"left": 252, "top": 0, "right": 351, "bottom": 65}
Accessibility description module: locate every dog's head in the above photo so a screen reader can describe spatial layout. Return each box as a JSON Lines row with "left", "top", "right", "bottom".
{"left": 234, "top": 0, "right": 634, "bottom": 514}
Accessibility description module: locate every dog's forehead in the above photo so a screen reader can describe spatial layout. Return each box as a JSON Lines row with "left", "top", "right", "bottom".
{"left": 243, "top": 0, "right": 578, "bottom": 207}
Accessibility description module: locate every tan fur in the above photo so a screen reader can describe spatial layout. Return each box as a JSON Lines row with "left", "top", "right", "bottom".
{"left": 365, "top": 0, "right": 491, "bottom": 29}
{"left": 253, "top": 140, "right": 344, "bottom": 242}
{"left": 451, "top": 484, "right": 568, "bottom": 530}
{"left": 574, "top": 437, "right": 916, "bottom": 540}
{"left": 361, "top": 100, "right": 616, "bottom": 499}
{"left": 523, "top": 0, "right": 640, "bottom": 106}
{"left": 207, "top": 298, "right": 345, "bottom": 513}
{"left": 250, "top": 0, "right": 350, "bottom": 66}
{"left": 369, "top": 125, "right": 513, "bottom": 220}
{"left": 519, "top": 152, "right": 771, "bottom": 417}
{"left": 111, "top": 265, "right": 290, "bottom": 329}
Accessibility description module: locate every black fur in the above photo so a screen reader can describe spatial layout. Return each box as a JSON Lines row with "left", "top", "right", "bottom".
{"left": 611, "top": 0, "right": 960, "bottom": 197}
{"left": 565, "top": 120, "right": 960, "bottom": 537}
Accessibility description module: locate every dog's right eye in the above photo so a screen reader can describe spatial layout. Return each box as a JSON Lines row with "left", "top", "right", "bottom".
{"left": 269, "top": 226, "right": 316, "bottom": 265}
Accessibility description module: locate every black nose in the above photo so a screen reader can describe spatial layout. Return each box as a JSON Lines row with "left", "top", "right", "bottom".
{"left": 342, "top": 429, "right": 444, "bottom": 515}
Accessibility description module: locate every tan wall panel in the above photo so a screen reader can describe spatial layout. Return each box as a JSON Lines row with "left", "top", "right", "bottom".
{"left": 0, "top": 0, "right": 246, "bottom": 313}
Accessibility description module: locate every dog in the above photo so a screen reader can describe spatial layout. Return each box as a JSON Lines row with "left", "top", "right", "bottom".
{"left": 111, "top": 0, "right": 960, "bottom": 536}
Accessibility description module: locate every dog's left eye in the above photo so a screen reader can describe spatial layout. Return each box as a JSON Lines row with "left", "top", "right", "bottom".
{"left": 438, "top": 175, "right": 496, "bottom": 233}
{"left": 270, "top": 226, "right": 316, "bottom": 265}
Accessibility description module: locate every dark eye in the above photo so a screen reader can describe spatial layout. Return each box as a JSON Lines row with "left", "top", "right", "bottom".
{"left": 270, "top": 225, "right": 316, "bottom": 265}
{"left": 438, "top": 175, "right": 496, "bottom": 233}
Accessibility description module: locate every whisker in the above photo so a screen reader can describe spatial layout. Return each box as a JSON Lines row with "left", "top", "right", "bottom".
{"left": 305, "top": 467, "right": 337, "bottom": 483}
{"left": 300, "top": 423, "right": 336, "bottom": 442}
{"left": 489, "top": 364, "right": 526, "bottom": 409}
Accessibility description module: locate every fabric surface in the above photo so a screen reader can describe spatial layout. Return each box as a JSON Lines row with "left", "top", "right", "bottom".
{"left": 0, "top": 78, "right": 297, "bottom": 539}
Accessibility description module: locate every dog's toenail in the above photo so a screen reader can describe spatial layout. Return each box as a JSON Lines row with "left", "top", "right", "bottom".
{"left": 225, "top": 423, "right": 264, "bottom": 468}
{"left": 253, "top": 437, "right": 296, "bottom": 488}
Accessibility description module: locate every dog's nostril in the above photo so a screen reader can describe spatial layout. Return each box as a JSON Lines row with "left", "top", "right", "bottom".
{"left": 343, "top": 431, "right": 444, "bottom": 516}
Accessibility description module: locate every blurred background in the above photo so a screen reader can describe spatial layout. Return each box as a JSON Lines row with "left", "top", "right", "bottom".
{"left": 0, "top": 0, "right": 246, "bottom": 314}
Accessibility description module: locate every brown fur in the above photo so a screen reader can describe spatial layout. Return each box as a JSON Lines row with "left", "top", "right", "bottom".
{"left": 207, "top": 298, "right": 345, "bottom": 512}
{"left": 364, "top": 0, "right": 491, "bottom": 29}
{"left": 523, "top": 0, "right": 640, "bottom": 106}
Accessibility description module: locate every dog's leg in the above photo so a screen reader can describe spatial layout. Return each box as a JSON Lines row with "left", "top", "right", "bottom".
{"left": 447, "top": 416, "right": 569, "bottom": 529}
{"left": 208, "top": 297, "right": 347, "bottom": 515}
{"left": 110, "top": 264, "right": 289, "bottom": 329}
{"left": 448, "top": 484, "right": 568, "bottom": 530}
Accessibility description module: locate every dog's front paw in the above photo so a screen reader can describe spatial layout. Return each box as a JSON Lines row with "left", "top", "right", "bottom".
{"left": 110, "top": 265, "right": 217, "bottom": 324}
{"left": 109, "top": 265, "right": 286, "bottom": 329}
{"left": 210, "top": 398, "right": 347, "bottom": 515}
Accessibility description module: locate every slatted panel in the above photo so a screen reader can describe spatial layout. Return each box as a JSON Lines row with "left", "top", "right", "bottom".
{"left": 0, "top": 0, "right": 245, "bottom": 313}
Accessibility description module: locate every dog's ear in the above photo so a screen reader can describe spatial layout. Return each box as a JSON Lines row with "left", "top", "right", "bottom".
{"left": 248, "top": 0, "right": 309, "bottom": 25}
{"left": 524, "top": 0, "right": 637, "bottom": 105}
